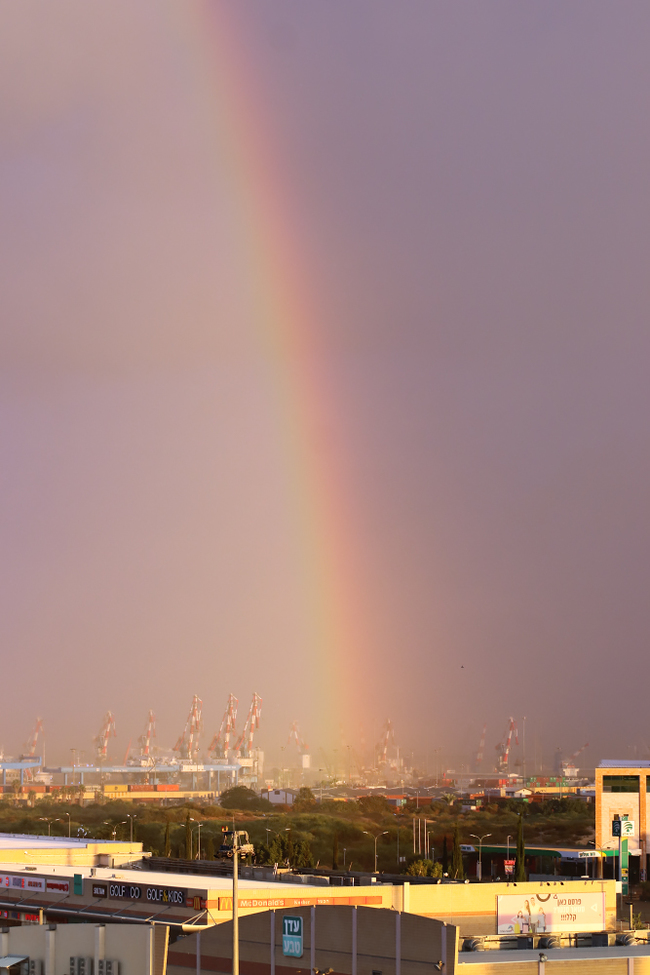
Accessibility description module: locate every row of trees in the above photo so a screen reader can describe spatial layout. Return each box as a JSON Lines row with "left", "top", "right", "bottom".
{"left": 407, "top": 816, "right": 527, "bottom": 881}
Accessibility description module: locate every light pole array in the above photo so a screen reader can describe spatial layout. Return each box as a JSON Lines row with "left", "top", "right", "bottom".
{"left": 363, "top": 830, "right": 388, "bottom": 873}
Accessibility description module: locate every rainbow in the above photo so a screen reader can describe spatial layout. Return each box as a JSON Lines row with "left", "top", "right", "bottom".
{"left": 167, "top": 4, "right": 369, "bottom": 744}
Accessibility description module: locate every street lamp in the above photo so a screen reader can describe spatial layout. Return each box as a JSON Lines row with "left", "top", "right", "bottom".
{"left": 506, "top": 834, "right": 513, "bottom": 859}
{"left": 65, "top": 812, "right": 71, "bottom": 838}
{"left": 470, "top": 833, "right": 492, "bottom": 881}
{"left": 190, "top": 819, "right": 204, "bottom": 859}
{"left": 363, "top": 830, "right": 389, "bottom": 873}
{"left": 39, "top": 818, "right": 60, "bottom": 836}
{"left": 428, "top": 833, "right": 435, "bottom": 865}
{"left": 104, "top": 821, "right": 127, "bottom": 841}
{"left": 127, "top": 814, "right": 137, "bottom": 844}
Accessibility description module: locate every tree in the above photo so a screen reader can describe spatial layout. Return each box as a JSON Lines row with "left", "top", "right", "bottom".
{"left": 295, "top": 841, "right": 315, "bottom": 869}
{"left": 294, "top": 787, "right": 316, "bottom": 811}
{"left": 515, "top": 814, "right": 526, "bottom": 881}
{"left": 185, "top": 812, "right": 193, "bottom": 860}
{"left": 442, "top": 835, "right": 449, "bottom": 875}
{"left": 164, "top": 822, "right": 171, "bottom": 858}
{"left": 332, "top": 834, "right": 339, "bottom": 870}
{"left": 204, "top": 835, "right": 215, "bottom": 860}
{"left": 219, "top": 787, "right": 272, "bottom": 811}
{"left": 406, "top": 859, "right": 443, "bottom": 878}
{"left": 268, "top": 836, "right": 283, "bottom": 865}
{"left": 451, "top": 823, "right": 464, "bottom": 880}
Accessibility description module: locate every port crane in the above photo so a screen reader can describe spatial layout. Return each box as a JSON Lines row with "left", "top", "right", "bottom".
{"left": 20, "top": 719, "right": 44, "bottom": 781}
{"left": 173, "top": 695, "right": 203, "bottom": 762}
{"left": 562, "top": 742, "right": 589, "bottom": 776}
{"left": 94, "top": 712, "right": 117, "bottom": 762}
{"left": 287, "top": 721, "right": 308, "bottom": 755}
{"left": 233, "top": 692, "right": 262, "bottom": 759}
{"left": 495, "top": 717, "right": 518, "bottom": 772}
{"left": 475, "top": 723, "right": 487, "bottom": 769}
{"left": 208, "top": 694, "right": 238, "bottom": 760}
{"left": 376, "top": 719, "right": 395, "bottom": 767}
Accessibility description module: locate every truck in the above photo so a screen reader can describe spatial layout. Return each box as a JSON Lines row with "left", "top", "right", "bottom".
{"left": 218, "top": 829, "right": 255, "bottom": 860}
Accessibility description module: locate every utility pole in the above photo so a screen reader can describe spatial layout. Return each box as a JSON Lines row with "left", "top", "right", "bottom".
{"left": 232, "top": 829, "right": 239, "bottom": 975}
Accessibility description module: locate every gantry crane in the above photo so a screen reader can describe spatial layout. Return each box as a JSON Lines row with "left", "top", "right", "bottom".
{"left": 475, "top": 723, "right": 487, "bottom": 769}
{"left": 173, "top": 695, "right": 203, "bottom": 762}
{"left": 138, "top": 710, "right": 156, "bottom": 759}
{"left": 20, "top": 718, "right": 44, "bottom": 781}
{"left": 233, "top": 692, "right": 262, "bottom": 759}
{"left": 495, "top": 717, "right": 518, "bottom": 772}
{"left": 94, "top": 711, "right": 117, "bottom": 762}
{"left": 208, "top": 694, "right": 238, "bottom": 760}
{"left": 376, "top": 719, "right": 395, "bottom": 767}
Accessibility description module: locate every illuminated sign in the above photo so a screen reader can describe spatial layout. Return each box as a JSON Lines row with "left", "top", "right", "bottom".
{"left": 92, "top": 884, "right": 108, "bottom": 898}
{"left": 217, "top": 894, "right": 383, "bottom": 911}
{"left": 108, "top": 883, "right": 186, "bottom": 905}
{"left": 47, "top": 879, "right": 70, "bottom": 894}
{"left": 109, "top": 883, "right": 142, "bottom": 900}
{"left": 0, "top": 874, "right": 45, "bottom": 892}
{"left": 497, "top": 892, "right": 605, "bottom": 934}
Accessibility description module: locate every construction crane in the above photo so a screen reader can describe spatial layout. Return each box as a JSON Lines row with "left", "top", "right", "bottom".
{"left": 208, "top": 694, "right": 238, "bottom": 760}
{"left": 495, "top": 717, "right": 518, "bottom": 772}
{"left": 94, "top": 711, "right": 117, "bottom": 762}
{"left": 173, "top": 695, "right": 203, "bottom": 762}
{"left": 233, "top": 692, "right": 262, "bottom": 760}
{"left": 475, "top": 723, "right": 487, "bottom": 769}
{"left": 138, "top": 710, "right": 156, "bottom": 759}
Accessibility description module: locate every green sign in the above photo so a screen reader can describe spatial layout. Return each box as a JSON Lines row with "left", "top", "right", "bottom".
{"left": 73, "top": 874, "right": 83, "bottom": 896}
{"left": 282, "top": 915, "right": 303, "bottom": 957}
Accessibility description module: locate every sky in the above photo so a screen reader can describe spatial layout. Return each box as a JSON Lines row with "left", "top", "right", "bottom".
{"left": 1, "top": 1, "right": 650, "bottom": 774}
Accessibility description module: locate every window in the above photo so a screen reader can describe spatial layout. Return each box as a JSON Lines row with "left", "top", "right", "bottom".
{"left": 602, "top": 775, "right": 639, "bottom": 793}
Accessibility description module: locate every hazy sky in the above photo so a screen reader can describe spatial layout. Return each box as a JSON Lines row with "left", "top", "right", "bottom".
{"left": 2, "top": 1, "right": 650, "bottom": 773}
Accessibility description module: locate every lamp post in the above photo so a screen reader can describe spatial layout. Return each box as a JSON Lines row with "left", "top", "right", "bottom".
{"left": 127, "top": 814, "right": 137, "bottom": 844}
{"left": 470, "top": 833, "right": 491, "bottom": 881}
{"left": 506, "top": 834, "right": 513, "bottom": 859}
{"left": 190, "top": 819, "right": 204, "bottom": 859}
{"left": 65, "top": 812, "right": 71, "bottom": 838}
{"left": 232, "top": 828, "right": 239, "bottom": 975}
{"left": 104, "top": 821, "right": 126, "bottom": 841}
{"left": 363, "top": 830, "right": 388, "bottom": 873}
{"left": 428, "top": 833, "right": 435, "bottom": 865}
{"left": 39, "top": 818, "right": 60, "bottom": 836}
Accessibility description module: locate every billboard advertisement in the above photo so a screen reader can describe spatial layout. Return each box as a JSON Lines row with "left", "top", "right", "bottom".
{"left": 497, "top": 891, "right": 605, "bottom": 934}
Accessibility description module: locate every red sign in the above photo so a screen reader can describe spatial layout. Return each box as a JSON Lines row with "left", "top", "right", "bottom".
{"left": 504, "top": 859, "right": 515, "bottom": 876}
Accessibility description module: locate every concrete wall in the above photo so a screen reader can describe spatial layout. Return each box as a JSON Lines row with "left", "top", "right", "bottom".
{"left": 0, "top": 922, "right": 167, "bottom": 975}
{"left": 167, "top": 906, "right": 459, "bottom": 975}
{"left": 457, "top": 952, "right": 650, "bottom": 974}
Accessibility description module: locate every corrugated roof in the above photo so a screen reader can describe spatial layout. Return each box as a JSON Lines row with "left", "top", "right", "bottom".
{"left": 598, "top": 760, "right": 650, "bottom": 768}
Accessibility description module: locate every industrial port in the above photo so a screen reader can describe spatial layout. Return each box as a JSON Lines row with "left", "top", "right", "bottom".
{"left": 0, "top": 700, "right": 594, "bottom": 805}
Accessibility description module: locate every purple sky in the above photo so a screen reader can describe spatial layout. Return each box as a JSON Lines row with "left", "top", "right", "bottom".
{"left": 1, "top": 1, "right": 650, "bottom": 773}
